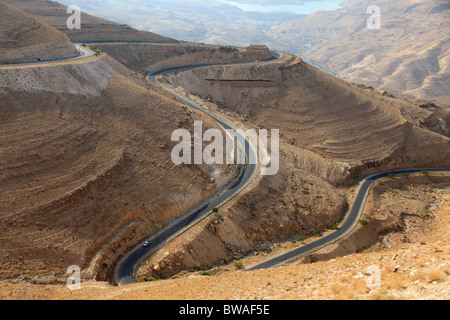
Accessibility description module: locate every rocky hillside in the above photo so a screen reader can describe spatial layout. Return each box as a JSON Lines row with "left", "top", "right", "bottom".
{"left": 133, "top": 50, "right": 450, "bottom": 280}
{"left": 1, "top": 0, "right": 448, "bottom": 299}
{"left": 164, "top": 52, "right": 450, "bottom": 174}
{"left": 0, "top": 0, "right": 78, "bottom": 64}
{"left": 1, "top": 173, "right": 448, "bottom": 300}
{"left": 0, "top": 50, "right": 237, "bottom": 281}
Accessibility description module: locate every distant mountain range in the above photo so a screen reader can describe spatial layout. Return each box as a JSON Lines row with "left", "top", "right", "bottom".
{"left": 47, "top": 0, "right": 449, "bottom": 101}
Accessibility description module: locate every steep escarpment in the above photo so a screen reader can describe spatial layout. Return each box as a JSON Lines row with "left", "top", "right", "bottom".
{"left": 138, "top": 155, "right": 349, "bottom": 279}
{"left": 0, "top": 0, "right": 78, "bottom": 64}
{"left": 295, "top": 172, "right": 450, "bottom": 268}
{"left": 0, "top": 54, "right": 238, "bottom": 281}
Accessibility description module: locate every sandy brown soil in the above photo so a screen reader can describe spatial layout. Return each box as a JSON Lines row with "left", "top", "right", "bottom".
{"left": 0, "top": 1, "right": 448, "bottom": 300}
{"left": 164, "top": 52, "right": 450, "bottom": 173}
{"left": 0, "top": 173, "right": 448, "bottom": 300}
{"left": 92, "top": 43, "right": 273, "bottom": 75}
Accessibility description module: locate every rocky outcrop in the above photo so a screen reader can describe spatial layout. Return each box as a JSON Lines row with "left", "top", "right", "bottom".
{"left": 299, "top": 173, "right": 450, "bottom": 264}
{"left": 245, "top": 44, "right": 272, "bottom": 61}
{"left": 163, "top": 52, "right": 450, "bottom": 173}
{"left": 137, "top": 152, "right": 349, "bottom": 279}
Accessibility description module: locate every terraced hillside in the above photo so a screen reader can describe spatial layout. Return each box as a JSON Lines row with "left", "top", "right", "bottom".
{"left": 134, "top": 51, "right": 450, "bottom": 280}
{"left": 164, "top": 53, "right": 450, "bottom": 175}
{"left": 0, "top": 0, "right": 78, "bottom": 64}
{"left": 1, "top": 0, "right": 449, "bottom": 289}
{"left": 0, "top": 53, "right": 238, "bottom": 281}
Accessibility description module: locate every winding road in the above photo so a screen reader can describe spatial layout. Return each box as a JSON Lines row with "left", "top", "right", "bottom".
{"left": 7, "top": 41, "right": 444, "bottom": 285}
{"left": 0, "top": 43, "right": 94, "bottom": 67}
{"left": 246, "top": 168, "right": 450, "bottom": 271}
{"left": 114, "top": 57, "right": 273, "bottom": 285}
{"left": 114, "top": 49, "right": 450, "bottom": 285}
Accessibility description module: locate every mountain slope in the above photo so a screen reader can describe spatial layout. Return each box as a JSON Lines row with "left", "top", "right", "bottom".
{"left": 135, "top": 50, "right": 450, "bottom": 279}
{"left": 4, "top": 0, "right": 179, "bottom": 43}
{"left": 0, "top": 0, "right": 78, "bottom": 64}
{"left": 0, "top": 51, "right": 237, "bottom": 281}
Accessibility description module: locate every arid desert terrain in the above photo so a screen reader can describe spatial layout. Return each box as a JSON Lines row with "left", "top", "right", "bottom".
{"left": 0, "top": 0, "right": 449, "bottom": 300}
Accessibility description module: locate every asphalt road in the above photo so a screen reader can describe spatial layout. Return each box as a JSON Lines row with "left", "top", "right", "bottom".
{"left": 1, "top": 41, "right": 273, "bottom": 286}
{"left": 113, "top": 55, "right": 281, "bottom": 285}
{"left": 0, "top": 43, "right": 93, "bottom": 67}
{"left": 245, "top": 168, "right": 450, "bottom": 271}
{"left": 114, "top": 52, "right": 449, "bottom": 285}
{"left": 3, "top": 44, "right": 447, "bottom": 285}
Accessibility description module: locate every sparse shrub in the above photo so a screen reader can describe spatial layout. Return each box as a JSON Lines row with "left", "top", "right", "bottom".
{"left": 240, "top": 250, "right": 250, "bottom": 257}
{"left": 220, "top": 257, "right": 231, "bottom": 264}
{"left": 91, "top": 48, "right": 103, "bottom": 56}
{"left": 359, "top": 219, "right": 369, "bottom": 226}
{"left": 193, "top": 264, "right": 202, "bottom": 271}
{"left": 233, "top": 254, "right": 244, "bottom": 261}
{"left": 144, "top": 275, "right": 160, "bottom": 282}
{"left": 327, "top": 223, "right": 339, "bottom": 230}
{"left": 234, "top": 261, "right": 244, "bottom": 269}
{"left": 212, "top": 208, "right": 219, "bottom": 213}
{"left": 387, "top": 173, "right": 395, "bottom": 178}
{"left": 313, "top": 230, "right": 323, "bottom": 237}
{"left": 200, "top": 271, "right": 211, "bottom": 276}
